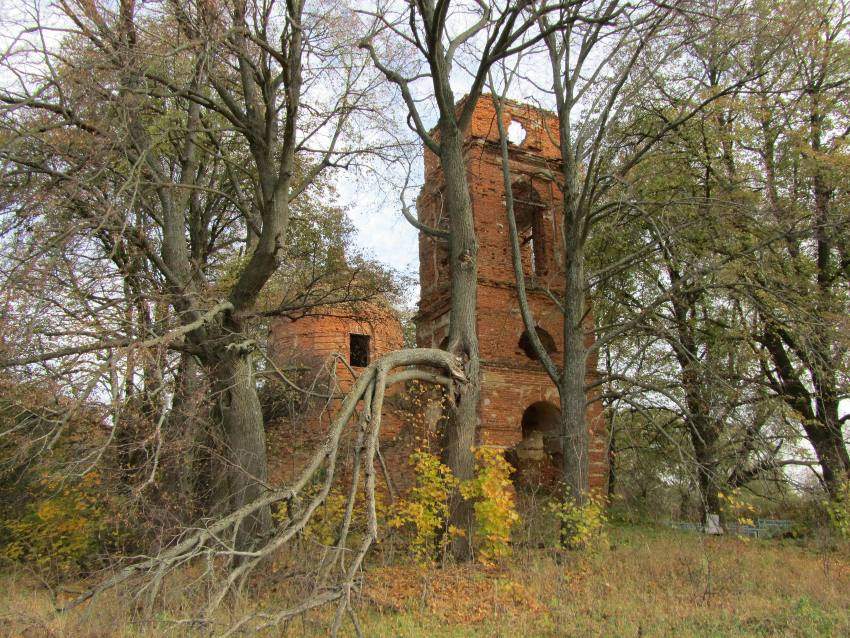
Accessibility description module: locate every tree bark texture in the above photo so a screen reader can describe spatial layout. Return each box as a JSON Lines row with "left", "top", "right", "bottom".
{"left": 439, "top": 126, "right": 480, "bottom": 561}
{"left": 210, "top": 352, "right": 273, "bottom": 549}
{"left": 559, "top": 240, "right": 590, "bottom": 504}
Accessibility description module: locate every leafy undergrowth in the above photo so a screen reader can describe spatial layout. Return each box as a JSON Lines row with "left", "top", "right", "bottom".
{"left": 1, "top": 525, "right": 849, "bottom": 637}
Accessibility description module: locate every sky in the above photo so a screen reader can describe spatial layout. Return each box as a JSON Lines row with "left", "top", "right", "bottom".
{"left": 337, "top": 164, "right": 423, "bottom": 308}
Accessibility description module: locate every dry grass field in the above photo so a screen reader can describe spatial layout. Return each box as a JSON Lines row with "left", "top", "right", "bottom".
{"left": 1, "top": 525, "right": 848, "bottom": 638}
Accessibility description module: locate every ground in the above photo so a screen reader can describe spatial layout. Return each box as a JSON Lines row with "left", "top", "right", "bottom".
{"left": 1, "top": 526, "right": 848, "bottom": 637}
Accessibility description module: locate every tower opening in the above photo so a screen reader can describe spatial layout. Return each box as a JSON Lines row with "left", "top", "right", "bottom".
{"left": 513, "top": 182, "right": 547, "bottom": 276}
{"left": 349, "top": 333, "right": 370, "bottom": 367}
{"left": 518, "top": 326, "right": 557, "bottom": 361}
{"left": 512, "top": 401, "right": 562, "bottom": 488}
{"left": 507, "top": 119, "right": 527, "bottom": 145}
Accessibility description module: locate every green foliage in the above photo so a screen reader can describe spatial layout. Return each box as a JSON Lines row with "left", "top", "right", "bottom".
{"left": 1, "top": 471, "right": 113, "bottom": 579}
{"left": 549, "top": 491, "right": 609, "bottom": 552}
{"left": 460, "top": 447, "right": 520, "bottom": 565}
{"left": 825, "top": 482, "right": 850, "bottom": 539}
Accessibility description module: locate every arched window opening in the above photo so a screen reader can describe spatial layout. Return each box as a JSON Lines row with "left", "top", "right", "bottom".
{"left": 518, "top": 326, "right": 557, "bottom": 361}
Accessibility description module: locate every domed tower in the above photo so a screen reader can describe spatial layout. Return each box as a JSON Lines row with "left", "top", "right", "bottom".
{"left": 269, "top": 302, "right": 404, "bottom": 395}
{"left": 415, "top": 95, "right": 608, "bottom": 490}
{"left": 266, "top": 299, "right": 411, "bottom": 486}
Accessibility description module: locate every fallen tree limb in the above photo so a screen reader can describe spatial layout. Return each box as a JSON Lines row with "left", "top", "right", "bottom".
{"left": 60, "top": 347, "right": 465, "bottom": 637}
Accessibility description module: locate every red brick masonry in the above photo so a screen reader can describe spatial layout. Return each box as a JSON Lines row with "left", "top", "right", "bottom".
{"left": 269, "top": 96, "right": 608, "bottom": 493}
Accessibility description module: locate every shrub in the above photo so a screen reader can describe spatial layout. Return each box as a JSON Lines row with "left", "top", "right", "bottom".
{"left": 390, "top": 447, "right": 522, "bottom": 565}
{"left": 389, "top": 449, "right": 458, "bottom": 563}
{"left": 461, "top": 447, "right": 520, "bottom": 564}
{"left": 1, "top": 471, "right": 113, "bottom": 579}
{"left": 718, "top": 488, "right": 757, "bottom": 527}
{"left": 275, "top": 479, "right": 389, "bottom": 550}
{"left": 549, "top": 491, "right": 608, "bottom": 552}
{"left": 825, "top": 482, "right": 850, "bottom": 540}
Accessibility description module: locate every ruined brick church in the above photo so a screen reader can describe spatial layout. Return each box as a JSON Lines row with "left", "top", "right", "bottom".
{"left": 269, "top": 96, "right": 607, "bottom": 492}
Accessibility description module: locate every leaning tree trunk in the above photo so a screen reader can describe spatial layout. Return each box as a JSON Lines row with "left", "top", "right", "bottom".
{"left": 761, "top": 326, "right": 850, "bottom": 498}
{"left": 210, "top": 352, "right": 273, "bottom": 550}
{"left": 439, "top": 126, "right": 480, "bottom": 561}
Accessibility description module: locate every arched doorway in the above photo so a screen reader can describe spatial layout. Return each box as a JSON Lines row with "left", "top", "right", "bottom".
{"left": 512, "top": 401, "right": 562, "bottom": 488}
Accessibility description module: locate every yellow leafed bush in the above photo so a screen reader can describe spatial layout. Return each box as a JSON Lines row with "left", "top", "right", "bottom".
{"left": 391, "top": 447, "right": 521, "bottom": 565}
{"left": 276, "top": 481, "right": 388, "bottom": 548}
{"left": 718, "top": 488, "right": 757, "bottom": 527}
{"left": 389, "top": 449, "right": 458, "bottom": 563}
{"left": 461, "top": 447, "right": 520, "bottom": 564}
{"left": 549, "top": 491, "right": 608, "bottom": 552}
{"left": 1, "top": 471, "right": 110, "bottom": 579}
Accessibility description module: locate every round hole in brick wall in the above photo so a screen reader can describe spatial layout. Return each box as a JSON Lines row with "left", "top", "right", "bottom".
{"left": 507, "top": 119, "right": 526, "bottom": 145}
{"left": 518, "top": 326, "right": 556, "bottom": 360}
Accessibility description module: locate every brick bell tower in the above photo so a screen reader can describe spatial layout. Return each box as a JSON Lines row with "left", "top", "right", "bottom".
{"left": 415, "top": 95, "right": 607, "bottom": 490}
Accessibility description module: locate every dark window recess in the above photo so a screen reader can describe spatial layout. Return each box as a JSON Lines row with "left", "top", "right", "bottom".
{"left": 349, "top": 334, "right": 370, "bottom": 367}
{"left": 514, "top": 183, "right": 547, "bottom": 276}
{"left": 518, "top": 327, "right": 557, "bottom": 360}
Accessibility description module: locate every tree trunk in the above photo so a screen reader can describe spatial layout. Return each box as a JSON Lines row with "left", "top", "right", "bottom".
{"left": 808, "top": 413, "right": 850, "bottom": 496}
{"left": 761, "top": 326, "right": 849, "bottom": 497}
{"left": 439, "top": 126, "right": 480, "bottom": 561}
{"left": 166, "top": 353, "right": 211, "bottom": 523}
{"left": 210, "top": 352, "right": 273, "bottom": 550}
{"left": 808, "top": 89, "right": 849, "bottom": 495}
{"left": 607, "top": 419, "right": 617, "bottom": 500}
{"left": 559, "top": 240, "right": 589, "bottom": 505}
{"left": 688, "top": 418, "right": 722, "bottom": 524}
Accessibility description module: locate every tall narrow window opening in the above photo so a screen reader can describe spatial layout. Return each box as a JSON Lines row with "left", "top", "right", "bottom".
{"left": 349, "top": 333, "right": 370, "bottom": 367}
{"left": 513, "top": 182, "right": 547, "bottom": 277}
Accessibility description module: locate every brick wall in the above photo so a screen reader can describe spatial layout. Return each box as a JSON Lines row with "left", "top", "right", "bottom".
{"left": 416, "top": 94, "right": 608, "bottom": 492}
{"left": 270, "top": 303, "right": 404, "bottom": 394}
{"left": 267, "top": 95, "right": 608, "bottom": 495}
{"left": 267, "top": 303, "right": 416, "bottom": 490}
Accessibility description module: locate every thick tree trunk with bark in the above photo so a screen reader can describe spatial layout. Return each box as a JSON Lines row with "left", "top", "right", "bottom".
{"left": 166, "top": 354, "right": 212, "bottom": 523}
{"left": 210, "top": 352, "right": 273, "bottom": 549}
{"left": 559, "top": 241, "right": 589, "bottom": 504}
{"left": 688, "top": 416, "right": 722, "bottom": 523}
{"left": 439, "top": 126, "right": 480, "bottom": 561}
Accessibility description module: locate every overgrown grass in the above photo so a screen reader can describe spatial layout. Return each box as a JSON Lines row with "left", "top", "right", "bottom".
{"left": 1, "top": 525, "right": 848, "bottom": 637}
